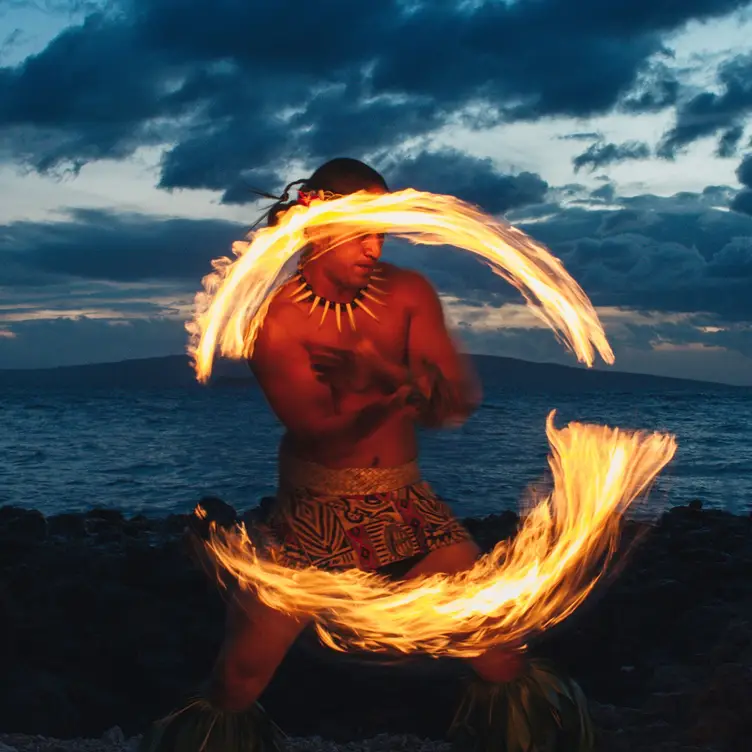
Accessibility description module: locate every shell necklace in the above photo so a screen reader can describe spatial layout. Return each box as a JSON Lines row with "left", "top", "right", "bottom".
{"left": 289, "top": 266, "right": 388, "bottom": 332}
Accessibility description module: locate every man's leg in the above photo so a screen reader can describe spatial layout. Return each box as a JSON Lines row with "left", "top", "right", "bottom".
{"left": 402, "top": 540, "right": 526, "bottom": 681}
{"left": 140, "top": 507, "right": 308, "bottom": 752}
{"left": 403, "top": 540, "right": 594, "bottom": 751}
{"left": 183, "top": 500, "right": 309, "bottom": 708}
{"left": 209, "top": 585, "right": 309, "bottom": 710}
{"left": 140, "top": 583, "right": 307, "bottom": 752}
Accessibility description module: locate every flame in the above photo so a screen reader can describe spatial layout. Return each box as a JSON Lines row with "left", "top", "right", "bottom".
{"left": 204, "top": 413, "right": 676, "bottom": 658}
{"left": 187, "top": 189, "right": 614, "bottom": 383}
{"left": 187, "top": 188, "right": 676, "bottom": 658}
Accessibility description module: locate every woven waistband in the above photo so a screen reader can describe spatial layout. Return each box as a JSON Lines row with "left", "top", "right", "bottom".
{"left": 278, "top": 453, "right": 421, "bottom": 495}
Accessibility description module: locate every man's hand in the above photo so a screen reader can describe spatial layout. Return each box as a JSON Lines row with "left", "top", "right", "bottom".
{"left": 389, "top": 381, "right": 429, "bottom": 420}
{"left": 305, "top": 337, "right": 450, "bottom": 426}
{"left": 409, "top": 357, "right": 475, "bottom": 428}
{"left": 307, "top": 337, "right": 408, "bottom": 395}
{"left": 307, "top": 344, "right": 371, "bottom": 393}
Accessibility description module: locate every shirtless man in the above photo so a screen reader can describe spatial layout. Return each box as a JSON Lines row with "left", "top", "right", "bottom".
{"left": 210, "top": 157, "right": 523, "bottom": 712}
{"left": 143, "top": 158, "right": 592, "bottom": 752}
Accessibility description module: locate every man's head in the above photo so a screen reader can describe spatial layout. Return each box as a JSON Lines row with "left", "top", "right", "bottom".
{"left": 270, "top": 158, "right": 389, "bottom": 290}
{"left": 306, "top": 158, "right": 389, "bottom": 289}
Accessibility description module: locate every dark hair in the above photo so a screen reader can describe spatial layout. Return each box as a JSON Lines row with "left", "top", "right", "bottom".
{"left": 266, "top": 157, "right": 388, "bottom": 227}
{"left": 307, "top": 157, "right": 388, "bottom": 194}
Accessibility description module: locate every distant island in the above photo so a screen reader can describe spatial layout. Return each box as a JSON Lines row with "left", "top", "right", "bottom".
{"left": 0, "top": 352, "right": 746, "bottom": 392}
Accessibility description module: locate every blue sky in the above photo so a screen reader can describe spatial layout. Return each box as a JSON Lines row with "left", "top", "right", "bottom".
{"left": 1, "top": 0, "right": 752, "bottom": 385}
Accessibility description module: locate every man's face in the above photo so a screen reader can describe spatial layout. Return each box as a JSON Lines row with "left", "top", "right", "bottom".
{"left": 313, "top": 185, "right": 386, "bottom": 289}
{"left": 325, "top": 231, "right": 385, "bottom": 288}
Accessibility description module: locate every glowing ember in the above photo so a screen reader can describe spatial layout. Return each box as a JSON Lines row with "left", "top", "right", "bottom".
{"left": 203, "top": 413, "right": 676, "bottom": 657}
{"left": 187, "top": 189, "right": 614, "bottom": 383}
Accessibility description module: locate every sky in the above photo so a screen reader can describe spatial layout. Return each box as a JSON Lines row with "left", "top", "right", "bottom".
{"left": 1, "top": 1, "right": 752, "bottom": 385}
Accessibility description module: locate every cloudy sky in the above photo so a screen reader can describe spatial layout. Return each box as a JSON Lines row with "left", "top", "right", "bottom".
{"left": 1, "top": 0, "right": 752, "bottom": 385}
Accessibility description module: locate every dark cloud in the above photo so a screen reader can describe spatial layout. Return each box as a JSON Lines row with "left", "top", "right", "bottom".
{"left": 700, "top": 184, "right": 738, "bottom": 206}
{"left": 370, "top": 0, "right": 744, "bottom": 122}
{"left": 383, "top": 149, "right": 549, "bottom": 214}
{"left": 0, "top": 13, "right": 181, "bottom": 174}
{"left": 716, "top": 125, "right": 746, "bottom": 157}
{"left": 659, "top": 53, "right": 752, "bottom": 158}
{"left": 556, "top": 183, "right": 589, "bottom": 199}
{"left": 590, "top": 183, "right": 616, "bottom": 203}
{"left": 706, "top": 236, "right": 752, "bottom": 278}
{"left": 394, "top": 188, "right": 752, "bottom": 337}
{"left": 619, "top": 60, "right": 680, "bottom": 113}
{"left": 572, "top": 140, "right": 652, "bottom": 173}
{"left": 616, "top": 319, "right": 752, "bottom": 361}
{"left": 0, "top": 315, "right": 186, "bottom": 369}
{"left": 10, "top": 189, "right": 744, "bottom": 318}
{"left": 5, "top": 2, "right": 110, "bottom": 13}
{"left": 219, "top": 171, "right": 284, "bottom": 206}
{"left": 524, "top": 196, "right": 752, "bottom": 322}
{"left": 736, "top": 153, "right": 752, "bottom": 186}
{"left": 156, "top": 107, "right": 293, "bottom": 203}
{"left": 2, "top": 185, "right": 752, "bottom": 376}
{"left": 558, "top": 131, "right": 602, "bottom": 141}
{"left": 731, "top": 190, "right": 752, "bottom": 215}
{"left": 1, "top": 207, "right": 242, "bottom": 283}
{"left": 0, "top": 0, "right": 749, "bottom": 194}
{"left": 597, "top": 209, "right": 647, "bottom": 234}
{"left": 0, "top": 277, "right": 190, "bottom": 317}
{"left": 445, "top": 315, "right": 752, "bottom": 386}
{"left": 454, "top": 324, "right": 577, "bottom": 368}
{"left": 730, "top": 153, "right": 752, "bottom": 216}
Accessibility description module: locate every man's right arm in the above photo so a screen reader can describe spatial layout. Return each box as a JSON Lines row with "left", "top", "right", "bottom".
{"left": 249, "top": 316, "right": 409, "bottom": 451}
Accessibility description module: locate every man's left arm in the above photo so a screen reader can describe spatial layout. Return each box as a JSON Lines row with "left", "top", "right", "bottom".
{"left": 404, "top": 271, "right": 482, "bottom": 427}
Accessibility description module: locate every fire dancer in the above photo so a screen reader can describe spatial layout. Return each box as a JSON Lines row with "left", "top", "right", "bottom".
{"left": 141, "top": 158, "right": 594, "bottom": 752}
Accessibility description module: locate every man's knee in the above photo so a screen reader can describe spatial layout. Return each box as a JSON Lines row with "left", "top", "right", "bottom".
{"left": 211, "top": 623, "right": 294, "bottom": 710}
{"left": 404, "top": 539, "right": 481, "bottom": 579}
{"left": 214, "top": 595, "right": 306, "bottom": 704}
{"left": 210, "top": 654, "right": 271, "bottom": 711}
{"left": 469, "top": 645, "right": 527, "bottom": 684}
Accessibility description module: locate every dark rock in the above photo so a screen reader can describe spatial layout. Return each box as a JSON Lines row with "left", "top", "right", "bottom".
{"left": 3, "top": 668, "right": 79, "bottom": 737}
{"left": 0, "top": 501, "right": 750, "bottom": 751}
{"left": 643, "top": 691, "right": 688, "bottom": 723}
{"left": 648, "top": 664, "right": 698, "bottom": 693}
{"left": 80, "top": 509, "right": 126, "bottom": 540}
{"left": 47, "top": 513, "right": 87, "bottom": 538}
{"left": 86, "top": 508, "right": 125, "bottom": 524}
{"left": 687, "top": 662, "right": 752, "bottom": 751}
{"left": 162, "top": 513, "right": 191, "bottom": 535}
{"left": 0, "top": 506, "right": 47, "bottom": 542}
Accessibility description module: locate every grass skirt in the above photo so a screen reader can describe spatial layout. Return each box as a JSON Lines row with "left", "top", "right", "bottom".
{"left": 138, "top": 694, "right": 283, "bottom": 752}
{"left": 449, "top": 659, "right": 594, "bottom": 752}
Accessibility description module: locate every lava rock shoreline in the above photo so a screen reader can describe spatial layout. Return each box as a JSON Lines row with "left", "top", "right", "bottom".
{"left": 1, "top": 501, "right": 750, "bottom": 752}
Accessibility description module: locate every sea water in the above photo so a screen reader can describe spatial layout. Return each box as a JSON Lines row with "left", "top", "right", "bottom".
{"left": 1, "top": 384, "right": 750, "bottom": 518}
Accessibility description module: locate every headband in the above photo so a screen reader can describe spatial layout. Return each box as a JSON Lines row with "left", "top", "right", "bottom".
{"left": 297, "top": 189, "right": 344, "bottom": 206}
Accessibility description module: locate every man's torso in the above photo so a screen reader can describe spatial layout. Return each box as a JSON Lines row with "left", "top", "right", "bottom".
{"left": 254, "top": 262, "right": 417, "bottom": 467}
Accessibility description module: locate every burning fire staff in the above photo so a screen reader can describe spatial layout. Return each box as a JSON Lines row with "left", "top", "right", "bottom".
{"left": 141, "top": 157, "right": 676, "bottom": 752}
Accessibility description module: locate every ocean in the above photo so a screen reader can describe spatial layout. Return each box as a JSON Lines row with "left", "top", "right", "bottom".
{"left": 2, "top": 383, "right": 751, "bottom": 519}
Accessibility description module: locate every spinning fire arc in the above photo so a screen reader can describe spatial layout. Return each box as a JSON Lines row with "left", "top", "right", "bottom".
{"left": 187, "top": 190, "right": 677, "bottom": 658}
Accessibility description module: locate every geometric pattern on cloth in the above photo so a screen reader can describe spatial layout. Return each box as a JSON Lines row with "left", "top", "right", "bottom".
{"left": 255, "top": 480, "right": 471, "bottom": 571}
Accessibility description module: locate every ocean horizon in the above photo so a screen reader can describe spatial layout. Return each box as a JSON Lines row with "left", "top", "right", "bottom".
{"left": 3, "top": 362, "right": 751, "bottom": 518}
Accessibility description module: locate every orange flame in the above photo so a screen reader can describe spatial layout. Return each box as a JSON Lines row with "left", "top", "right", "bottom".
{"left": 187, "top": 189, "right": 675, "bottom": 658}
{"left": 204, "top": 413, "right": 676, "bottom": 658}
{"left": 187, "top": 189, "right": 614, "bottom": 383}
